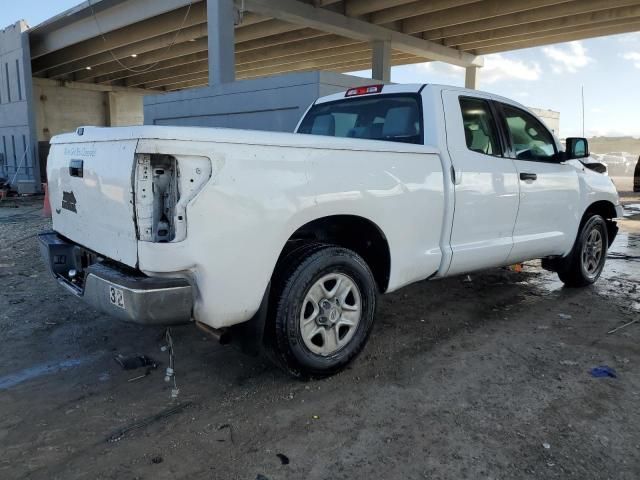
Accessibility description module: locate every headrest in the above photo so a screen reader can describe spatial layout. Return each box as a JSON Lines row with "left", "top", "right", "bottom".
{"left": 382, "top": 106, "right": 416, "bottom": 137}
{"left": 311, "top": 115, "right": 335, "bottom": 136}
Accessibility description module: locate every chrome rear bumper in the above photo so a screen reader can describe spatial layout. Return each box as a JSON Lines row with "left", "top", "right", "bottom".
{"left": 38, "top": 231, "right": 193, "bottom": 325}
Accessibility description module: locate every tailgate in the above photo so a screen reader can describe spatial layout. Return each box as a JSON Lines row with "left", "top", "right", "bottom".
{"left": 48, "top": 139, "right": 139, "bottom": 267}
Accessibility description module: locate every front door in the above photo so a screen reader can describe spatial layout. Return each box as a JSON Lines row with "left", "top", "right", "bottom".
{"left": 496, "top": 102, "right": 581, "bottom": 263}
{"left": 442, "top": 91, "right": 520, "bottom": 275}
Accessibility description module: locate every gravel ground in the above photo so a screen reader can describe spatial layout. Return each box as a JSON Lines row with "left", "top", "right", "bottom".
{"left": 0, "top": 194, "right": 639, "bottom": 480}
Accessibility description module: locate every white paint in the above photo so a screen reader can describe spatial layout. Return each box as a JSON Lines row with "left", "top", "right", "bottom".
{"left": 47, "top": 84, "right": 622, "bottom": 329}
{"left": 441, "top": 89, "right": 520, "bottom": 275}
{"left": 48, "top": 139, "right": 139, "bottom": 266}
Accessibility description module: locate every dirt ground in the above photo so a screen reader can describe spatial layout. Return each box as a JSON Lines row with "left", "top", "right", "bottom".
{"left": 1, "top": 186, "right": 639, "bottom": 480}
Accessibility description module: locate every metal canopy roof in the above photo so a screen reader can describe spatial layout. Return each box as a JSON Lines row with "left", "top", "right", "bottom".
{"left": 27, "top": 0, "right": 640, "bottom": 92}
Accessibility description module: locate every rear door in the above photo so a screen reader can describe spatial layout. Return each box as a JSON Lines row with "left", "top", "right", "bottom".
{"left": 495, "top": 102, "right": 580, "bottom": 262}
{"left": 442, "top": 90, "right": 520, "bottom": 275}
{"left": 48, "top": 139, "right": 139, "bottom": 267}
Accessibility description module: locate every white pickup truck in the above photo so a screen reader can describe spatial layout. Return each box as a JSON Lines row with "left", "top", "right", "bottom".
{"left": 39, "top": 83, "right": 623, "bottom": 377}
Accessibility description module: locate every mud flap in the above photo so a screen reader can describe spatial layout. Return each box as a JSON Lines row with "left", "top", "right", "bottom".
{"left": 605, "top": 220, "right": 619, "bottom": 247}
{"left": 229, "top": 283, "right": 270, "bottom": 357}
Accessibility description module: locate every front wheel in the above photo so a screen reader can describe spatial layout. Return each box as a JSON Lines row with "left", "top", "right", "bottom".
{"left": 557, "top": 214, "right": 609, "bottom": 287}
{"left": 268, "top": 244, "right": 377, "bottom": 378}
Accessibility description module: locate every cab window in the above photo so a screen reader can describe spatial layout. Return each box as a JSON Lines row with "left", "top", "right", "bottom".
{"left": 501, "top": 104, "right": 557, "bottom": 161}
{"left": 459, "top": 97, "right": 502, "bottom": 156}
{"left": 298, "top": 94, "right": 423, "bottom": 145}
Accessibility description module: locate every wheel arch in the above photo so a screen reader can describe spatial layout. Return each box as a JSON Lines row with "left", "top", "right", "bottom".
{"left": 276, "top": 214, "right": 392, "bottom": 293}
{"left": 583, "top": 200, "right": 619, "bottom": 246}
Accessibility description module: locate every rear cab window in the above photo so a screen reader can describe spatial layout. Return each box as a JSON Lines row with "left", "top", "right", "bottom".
{"left": 297, "top": 94, "right": 424, "bottom": 145}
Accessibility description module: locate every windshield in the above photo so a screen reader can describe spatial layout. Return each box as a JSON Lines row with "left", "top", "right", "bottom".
{"left": 297, "top": 94, "right": 423, "bottom": 145}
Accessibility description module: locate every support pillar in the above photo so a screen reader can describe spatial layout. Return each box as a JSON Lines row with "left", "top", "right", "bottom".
{"left": 207, "top": 0, "right": 235, "bottom": 85}
{"left": 106, "top": 92, "right": 117, "bottom": 126}
{"left": 465, "top": 66, "right": 478, "bottom": 90}
{"left": 372, "top": 40, "right": 391, "bottom": 83}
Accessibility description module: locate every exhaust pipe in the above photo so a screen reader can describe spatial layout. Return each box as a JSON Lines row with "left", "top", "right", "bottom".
{"left": 196, "top": 321, "right": 232, "bottom": 345}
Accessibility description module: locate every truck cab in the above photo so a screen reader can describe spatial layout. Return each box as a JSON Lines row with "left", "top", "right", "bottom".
{"left": 296, "top": 83, "right": 622, "bottom": 276}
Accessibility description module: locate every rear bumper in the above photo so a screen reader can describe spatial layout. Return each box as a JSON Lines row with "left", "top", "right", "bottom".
{"left": 38, "top": 231, "right": 193, "bottom": 325}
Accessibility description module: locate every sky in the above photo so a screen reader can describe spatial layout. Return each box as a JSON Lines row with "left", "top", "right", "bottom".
{"left": 351, "top": 32, "right": 640, "bottom": 138}
{"left": 2, "top": 1, "right": 640, "bottom": 138}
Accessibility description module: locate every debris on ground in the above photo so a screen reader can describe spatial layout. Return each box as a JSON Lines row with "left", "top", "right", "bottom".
{"left": 557, "top": 313, "right": 572, "bottom": 320}
{"left": 163, "top": 328, "right": 180, "bottom": 400}
{"left": 127, "top": 371, "right": 152, "bottom": 383}
{"left": 542, "top": 442, "right": 551, "bottom": 449}
{"left": 559, "top": 360, "right": 579, "bottom": 366}
{"left": 218, "top": 423, "right": 234, "bottom": 444}
{"left": 608, "top": 318, "right": 639, "bottom": 334}
{"left": 106, "top": 401, "right": 193, "bottom": 443}
{"left": 590, "top": 366, "right": 617, "bottom": 378}
{"left": 276, "top": 453, "right": 290, "bottom": 465}
{"left": 114, "top": 354, "right": 158, "bottom": 370}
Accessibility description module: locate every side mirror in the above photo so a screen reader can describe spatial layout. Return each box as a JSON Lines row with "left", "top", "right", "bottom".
{"left": 565, "top": 137, "right": 589, "bottom": 159}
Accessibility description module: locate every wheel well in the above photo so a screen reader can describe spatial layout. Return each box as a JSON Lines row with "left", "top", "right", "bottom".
{"left": 583, "top": 200, "right": 618, "bottom": 246}
{"left": 279, "top": 215, "right": 391, "bottom": 292}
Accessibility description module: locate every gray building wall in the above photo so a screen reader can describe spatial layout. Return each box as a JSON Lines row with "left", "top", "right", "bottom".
{"left": 0, "top": 21, "right": 39, "bottom": 190}
{"left": 144, "top": 71, "right": 376, "bottom": 132}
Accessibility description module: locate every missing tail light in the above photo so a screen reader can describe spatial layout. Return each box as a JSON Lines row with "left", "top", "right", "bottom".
{"left": 135, "top": 153, "right": 211, "bottom": 243}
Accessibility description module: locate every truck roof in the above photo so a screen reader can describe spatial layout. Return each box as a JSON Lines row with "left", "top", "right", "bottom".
{"left": 314, "top": 83, "right": 528, "bottom": 112}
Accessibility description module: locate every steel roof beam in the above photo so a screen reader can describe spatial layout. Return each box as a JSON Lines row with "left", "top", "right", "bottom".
{"left": 157, "top": 51, "right": 422, "bottom": 90}
{"left": 443, "top": 4, "right": 640, "bottom": 48}
{"left": 403, "top": 0, "right": 576, "bottom": 35}
{"left": 30, "top": 0, "right": 198, "bottom": 59}
{"left": 127, "top": 40, "right": 372, "bottom": 87}
{"left": 421, "top": 0, "right": 638, "bottom": 40}
{"left": 467, "top": 16, "right": 640, "bottom": 52}
{"left": 37, "top": 17, "right": 300, "bottom": 78}
{"left": 237, "top": 0, "right": 483, "bottom": 67}
{"left": 370, "top": 0, "right": 482, "bottom": 25}
{"left": 475, "top": 19, "right": 640, "bottom": 54}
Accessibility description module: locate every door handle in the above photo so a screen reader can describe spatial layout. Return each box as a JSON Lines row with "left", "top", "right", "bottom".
{"left": 69, "top": 159, "right": 83, "bottom": 178}
{"left": 519, "top": 172, "right": 537, "bottom": 181}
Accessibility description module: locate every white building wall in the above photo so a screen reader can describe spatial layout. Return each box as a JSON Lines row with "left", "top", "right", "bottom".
{"left": 0, "top": 21, "right": 38, "bottom": 187}
{"left": 529, "top": 107, "right": 560, "bottom": 136}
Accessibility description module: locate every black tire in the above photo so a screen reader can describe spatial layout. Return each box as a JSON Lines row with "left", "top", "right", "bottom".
{"left": 267, "top": 244, "right": 377, "bottom": 378}
{"left": 557, "top": 214, "right": 608, "bottom": 287}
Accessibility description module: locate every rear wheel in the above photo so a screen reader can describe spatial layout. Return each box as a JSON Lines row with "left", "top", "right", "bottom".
{"left": 557, "top": 214, "right": 608, "bottom": 287}
{"left": 268, "top": 244, "right": 377, "bottom": 378}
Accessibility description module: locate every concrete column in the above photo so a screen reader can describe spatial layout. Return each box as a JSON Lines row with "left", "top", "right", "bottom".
{"left": 106, "top": 92, "right": 117, "bottom": 126}
{"left": 372, "top": 40, "right": 391, "bottom": 83}
{"left": 207, "top": 0, "right": 235, "bottom": 85}
{"left": 465, "top": 66, "right": 478, "bottom": 90}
